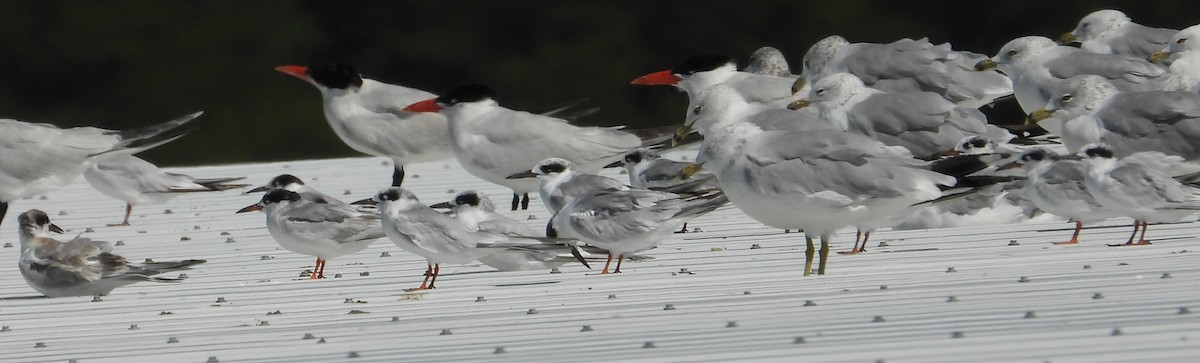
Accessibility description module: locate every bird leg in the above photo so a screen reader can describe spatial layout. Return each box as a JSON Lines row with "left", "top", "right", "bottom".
{"left": 803, "top": 236, "right": 815, "bottom": 276}
{"left": 839, "top": 230, "right": 868, "bottom": 255}
{"left": 521, "top": 193, "right": 530, "bottom": 210}
{"left": 511, "top": 193, "right": 520, "bottom": 211}
{"left": 818, "top": 235, "right": 830, "bottom": 275}
{"left": 613, "top": 254, "right": 625, "bottom": 273}
{"left": 1053, "top": 221, "right": 1083, "bottom": 245}
{"left": 676, "top": 222, "right": 689, "bottom": 234}
{"left": 109, "top": 204, "right": 133, "bottom": 226}
{"left": 0, "top": 201, "right": 7, "bottom": 230}
{"left": 1135, "top": 221, "right": 1152, "bottom": 245}
{"left": 405, "top": 264, "right": 434, "bottom": 291}
{"left": 600, "top": 253, "right": 614, "bottom": 274}
{"left": 1111, "top": 221, "right": 1144, "bottom": 247}
{"left": 309, "top": 258, "right": 326, "bottom": 279}
{"left": 427, "top": 264, "right": 441, "bottom": 289}
{"left": 391, "top": 165, "right": 405, "bottom": 187}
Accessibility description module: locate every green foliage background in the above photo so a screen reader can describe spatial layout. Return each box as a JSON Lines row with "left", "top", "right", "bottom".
{"left": 0, "top": 1, "right": 1195, "bottom": 165}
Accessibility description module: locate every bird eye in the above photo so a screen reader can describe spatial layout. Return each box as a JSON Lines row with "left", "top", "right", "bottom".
{"left": 692, "top": 105, "right": 703, "bottom": 114}
{"left": 1179, "top": 38, "right": 1189, "bottom": 45}
{"left": 1006, "top": 49, "right": 1018, "bottom": 57}
{"left": 815, "top": 89, "right": 826, "bottom": 96}
{"left": 1081, "top": 23, "right": 1089, "bottom": 29}
{"left": 1060, "top": 94, "right": 1073, "bottom": 103}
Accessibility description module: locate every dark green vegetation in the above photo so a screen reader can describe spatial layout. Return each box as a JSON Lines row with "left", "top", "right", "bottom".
{"left": 0, "top": 1, "right": 1194, "bottom": 165}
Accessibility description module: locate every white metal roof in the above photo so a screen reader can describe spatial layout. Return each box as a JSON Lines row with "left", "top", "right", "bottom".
{"left": 1, "top": 150, "right": 1198, "bottom": 362}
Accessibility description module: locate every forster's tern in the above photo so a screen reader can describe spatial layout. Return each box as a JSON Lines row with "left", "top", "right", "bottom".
{"left": 0, "top": 111, "right": 202, "bottom": 231}
{"left": 238, "top": 189, "right": 383, "bottom": 279}
{"left": 1061, "top": 9, "right": 1176, "bottom": 58}
{"left": 84, "top": 155, "right": 249, "bottom": 226}
{"left": 17, "top": 209, "right": 205, "bottom": 297}
{"left": 975, "top": 36, "right": 1164, "bottom": 113}
{"left": 276, "top": 61, "right": 452, "bottom": 186}
{"left": 1080, "top": 144, "right": 1200, "bottom": 246}
{"left": 510, "top": 157, "right": 628, "bottom": 215}
{"left": 1008, "top": 147, "right": 1117, "bottom": 244}
{"left": 431, "top": 190, "right": 594, "bottom": 271}
{"left": 402, "top": 84, "right": 644, "bottom": 211}
{"left": 246, "top": 174, "right": 358, "bottom": 209}
{"left": 360, "top": 187, "right": 585, "bottom": 290}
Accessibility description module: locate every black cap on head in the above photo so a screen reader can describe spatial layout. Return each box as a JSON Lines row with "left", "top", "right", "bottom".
{"left": 262, "top": 189, "right": 301, "bottom": 204}
{"left": 673, "top": 55, "right": 735, "bottom": 75}
{"left": 436, "top": 84, "right": 498, "bottom": 105}
{"left": 307, "top": 60, "right": 364, "bottom": 89}
{"left": 268, "top": 174, "right": 304, "bottom": 188}
{"left": 1084, "top": 145, "right": 1115, "bottom": 159}
{"left": 18, "top": 209, "right": 51, "bottom": 227}
{"left": 624, "top": 151, "right": 643, "bottom": 164}
{"left": 537, "top": 160, "right": 568, "bottom": 175}
{"left": 966, "top": 137, "right": 988, "bottom": 150}
{"left": 378, "top": 188, "right": 404, "bottom": 202}
{"left": 1020, "top": 148, "right": 1050, "bottom": 162}
{"left": 453, "top": 191, "right": 481, "bottom": 207}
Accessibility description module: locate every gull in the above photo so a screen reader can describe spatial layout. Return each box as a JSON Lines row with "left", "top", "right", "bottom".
{"left": 1079, "top": 144, "right": 1200, "bottom": 246}
{"left": 1061, "top": 9, "right": 1176, "bottom": 58}
{"left": 359, "top": 187, "right": 585, "bottom": 291}
{"left": 402, "top": 84, "right": 645, "bottom": 210}
{"left": 1150, "top": 25, "right": 1200, "bottom": 92}
{"left": 237, "top": 188, "right": 383, "bottom": 279}
{"left": 1028, "top": 75, "right": 1200, "bottom": 174}
{"left": 975, "top": 36, "right": 1164, "bottom": 113}
{"left": 1006, "top": 147, "right": 1118, "bottom": 245}
{"left": 276, "top": 61, "right": 451, "bottom": 186}
{"left": 84, "top": 155, "right": 249, "bottom": 226}
{"left": 799, "top": 35, "right": 1012, "bottom": 108}
{"left": 17, "top": 209, "right": 205, "bottom": 297}
{"left": 430, "top": 190, "right": 598, "bottom": 271}
{"left": 744, "top": 47, "right": 795, "bottom": 77}
{"left": 548, "top": 180, "right": 728, "bottom": 274}
{"left": 0, "top": 111, "right": 201, "bottom": 232}
{"left": 789, "top": 73, "right": 1013, "bottom": 159}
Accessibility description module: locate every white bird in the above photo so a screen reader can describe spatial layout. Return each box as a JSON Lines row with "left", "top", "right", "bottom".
{"left": 790, "top": 73, "right": 1012, "bottom": 159}
{"left": 0, "top": 111, "right": 202, "bottom": 231}
{"left": 621, "top": 148, "right": 716, "bottom": 191}
{"left": 402, "top": 84, "right": 645, "bottom": 211}
{"left": 548, "top": 179, "right": 728, "bottom": 274}
{"left": 512, "top": 157, "right": 628, "bottom": 216}
{"left": 275, "top": 61, "right": 451, "bottom": 187}
{"left": 744, "top": 46, "right": 795, "bottom": 78}
{"left": 431, "top": 190, "right": 595, "bottom": 271}
{"left": 1061, "top": 9, "right": 1176, "bottom": 58}
{"left": 237, "top": 188, "right": 383, "bottom": 279}
{"left": 1151, "top": 25, "right": 1200, "bottom": 92}
{"left": 1080, "top": 144, "right": 1200, "bottom": 246}
{"left": 1008, "top": 147, "right": 1118, "bottom": 245}
{"left": 1029, "top": 75, "right": 1200, "bottom": 175}
{"left": 632, "top": 54, "right": 798, "bottom": 106}
{"left": 84, "top": 155, "right": 249, "bottom": 226}
{"left": 17, "top": 209, "right": 205, "bottom": 297}
{"left": 975, "top": 36, "right": 1164, "bottom": 113}
{"left": 361, "top": 187, "right": 584, "bottom": 291}
{"left": 800, "top": 35, "right": 1012, "bottom": 108}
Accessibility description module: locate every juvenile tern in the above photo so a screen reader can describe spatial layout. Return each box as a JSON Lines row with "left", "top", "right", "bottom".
{"left": 84, "top": 155, "right": 248, "bottom": 226}
{"left": 238, "top": 189, "right": 383, "bottom": 279}
{"left": 1080, "top": 144, "right": 1200, "bottom": 246}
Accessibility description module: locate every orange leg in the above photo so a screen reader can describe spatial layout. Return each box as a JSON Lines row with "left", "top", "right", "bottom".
{"left": 839, "top": 230, "right": 866, "bottom": 255}
{"left": 309, "top": 258, "right": 326, "bottom": 279}
{"left": 427, "top": 264, "right": 441, "bottom": 289}
{"left": 612, "top": 254, "right": 625, "bottom": 274}
{"left": 405, "top": 264, "right": 434, "bottom": 291}
{"left": 1135, "top": 221, "right": 1152, "bottom": 245}
{"left": 1053, "top": 221, "right": 1083, "bottom": 245}
{"left": 109, "top": 204, "right": 133, "bottom": 226}
{"left": 600, "top": 253, "right": 614, "bottom": 274}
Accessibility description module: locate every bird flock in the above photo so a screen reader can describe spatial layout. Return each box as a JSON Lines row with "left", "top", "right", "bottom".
{"left": 5, "top": 9, "right": 1200, "bottom": 297}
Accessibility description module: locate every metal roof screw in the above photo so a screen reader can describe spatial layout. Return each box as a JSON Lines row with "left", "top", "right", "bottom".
{"left": 750, "top": 243, "right": 762, "bottom": 249}
{"left": 164, "top": 209, "right": 173, "bottom": 214}
{"left": 334, "top": 274, "right": 343, "bottom": 278}
{"left": 347, "top": 310, "right": 368, "bottom": 314}
{"left": 476, "top": 296, "right": 487, "bottom": 302}
{"left": 206, "top": 356, "right": 220, "bottom": 363}
{"left": 178, "top": 274, "right": 188, "bottom": 279}
{"left": 743, "top": 290, "right": 752, "bottom": 295}
{"left": 220, "top": 231, "right": 231, "bottom": 236}
{"left": 58, "top": 211, "right": 68, "bottom": 215}
{"left": 804, "top": 300, "right": 817, "bottom": 306}
{"left": 1083, "top": 265, "right": 1092, "bottom": 269}
{"left": 550, "top": 268, "right": 561, "bottom": 274}
{"left": 317, "top": 338, "right": 326, "bottom": 343}
{"left": 692, "top": 227, "right": 702, "bottom": 232}
{"left": 1111, "top": 328, "right": 1123, "bottom": 336}
{"left": 85, "top": 227, "right": 94, "bottom": 233}
{"left": 0, "top": 326, "right": 9, "bottom": 332}
{"left": 1179, "top": 307, "right": 1193, "bottom": 315}
{"left": 642, "top": 342, "right": 656, "bottom": 348}
{"left": 951, "top": 331, "right": 964, "bottom": 338}
{"left": 680, "top": 268, "right": 690, "bottom": 273}
{"left": 947, "top": 296, "right": 958, "bottom": 302}
{"left": 225, "top": 238, "right": 236, "bottom": 243}
{"left": 380, "top": 252, "right": 390, "bottom": 257}
{"left": 34, "top": 342, "right": 46, "bottom": 348}
{"left": 359, "top": 272, "right": 370, "bottom": 276}
{"left": 880, "top": 285, "right": 888, "bottom": 290}
{"left": 39, "top": 195, "right": 47, "bottom": 200}
{"left": 344, "top": 298, "right": 355, "bottom": 303}
{"left": 438, "top": 329, "right": 454, "bottom": 336}
{"left": 493, "top": 347, "right": 506, "bottom": 354}
{"left": 2, "top": 243, "right": 11, "bottom": 248}
{"left": 302, "top": 333, "right": 316, "bottom": 340}
{"left": 581, "top": 325, "right": 593, "bottom": 332}
{"left": 257, "top": 321, "right": 269, "bottom": 326}
{"left": 91, "top": 296, "right": 103, "bottom": 302}
{"left": 344, "top": 190, "right": 352, "bottom": 195}
{"left": 793, "top": 337, "right": 806, "bottom": 344}
{"left": 1018, "top": 276, "right": 1031, "bottom": 283}
{"left": 180, "top": 236, "right": 191, "bottom": 241}
{"left": 193, "top": 225, "right": 202, "bottom": 230}
{"left": 1024, "top": 311, "right": 1037, "bottom": 319}
{"left": 878, "top": 241, "right": 889, "bottom": 247}
{"left": 347, "top": 352, "right": 360, "bottom": 358}
{"left": 167, "top": 337, "right": 179, "bottom": 343}
{"left": 115, "top": 241, "right": 125, "bottom": 246}
{"left": 946, "top": 267, "right": 957, "bottom": 273}
{"left": 216, "top": 297, "right": 227, "bottom": 303}
{"left": 873, "top": 316, "right": 886, "bottom": 323}
{"left": 159, "top": 311, "right": 173, "bottom": 315}
{"left": 726, "top": 321, "right": 739, "bottom": 328}
{"left": 129, "top": 324, "right": 140, "bottom": 330}
{"left": 608, "top": 294, "right": 617, "bottom": 300}
{"left": 527, "top": 308, "right": 539, "bottom": 315}
{"left": 1008, "top": 240, "right": 1019, "bottom": 246}
{"left": 268, "top": 310, "right": 281, "bottom": 315}
{"left": 526, "top": 215, "right": 537, "bottom": 220}
{"left": 664, "top": 304, "right": 676, "bottom": 310}
{"left": 1092, "top": 293, "right": 1104, "bottom": 299}
{"left": 260, "top": 255, "right": 272, "bottom": 260}
{"left": 1162, "top": 272, "right": 1172, "bottom": 279}
{"left": 299, "top": 271, "right": 310, "bottom": 277}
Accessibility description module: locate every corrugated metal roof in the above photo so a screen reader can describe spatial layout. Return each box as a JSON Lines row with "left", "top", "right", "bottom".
{"left": 1, "top": 150, "right": 1198, "bottom": 362}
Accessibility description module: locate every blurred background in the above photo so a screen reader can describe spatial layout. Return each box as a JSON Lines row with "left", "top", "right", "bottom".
{"left": 1, "top": 0, "right": 1196, "bottom": 166}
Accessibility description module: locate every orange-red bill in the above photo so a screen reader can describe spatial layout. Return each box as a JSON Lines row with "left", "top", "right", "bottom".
{"left": 630, "top": 70, "right": 680, "bottom": 85}
{"left": 274, "top": 65, "right": 310, "bottom": 81}
{"left": 402, "top": 98, "right": 443, "bottom": 112}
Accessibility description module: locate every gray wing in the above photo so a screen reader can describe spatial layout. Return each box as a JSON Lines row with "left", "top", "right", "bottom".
{"left": 1106, "top": 25, "right": 1177, "bottom": 58}
{"left": 1109, "top": 163, "right": 1200, "bottom": 206}
{"left": 549, "top": 174, "right": 628, "bottom": 211}
{"left": 847, "top": 93, "right": 970, "bottom": 156}
{"left": 1037, "top": 162, "right": 1103, "bottom": 207}
{"left": 93, "top": 156, "right": 211, "bottom": 193}
{"left": 26, "top": 236, "right": 125, "bottom": 282}
{"left": 1045, "top": 52, "right": 1164, "bottom": 86}
{"left": 477, "top": 215, "right": 540, "bottom": 237}
{"left": 284, "top": 201, "right": 384, "bottom": 242}
{"left": 461, "top": 108, "right": 642, "bottom": 174}
{"left": 566, "top": 189, "right": 677, "bottom": 241}
{"left": 390, "top": 207, "right": 484, "bottom": 252}
{"left": 1096, "top": 91, "right": 1200, "bottom": 160}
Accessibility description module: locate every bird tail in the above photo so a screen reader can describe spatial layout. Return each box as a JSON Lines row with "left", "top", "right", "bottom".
{"left": 132, "top": 259, "right": 207, "bottom": 277}
{"left": 91, "top": 111, "right": 204, "bottom": 158}
{"left": 673, "top": 189, "right": 730, "bottom": 220}
{"left": 192, "top": 177, "right": 251, "bottom": 191}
